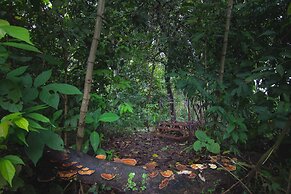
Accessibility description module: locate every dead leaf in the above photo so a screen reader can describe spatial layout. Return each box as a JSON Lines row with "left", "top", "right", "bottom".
{"left": 81, "top": 167, "right": 89, "bottom": 171}
{"left": 100, "top": 173, "right": 116, "bottom": 180}
{"left": 78, "top": 169, "right": 95, "bottom": 175}
{"left": 160, "top": 170, "right": 173, "bottom": 178}
{"left": 95, "top": 154, "right": 106, "bottom": 160}
{"left": 209, "top": 155, "right": 218, "bottom": 163}
{"left": 76, "top": 165, "right": 83, "bottom": 169}
{"left": 149, "top": 171, "right": 159, "bottom": 178}
{"left": 159, "top": 178, "right": 169, "bottom": 189}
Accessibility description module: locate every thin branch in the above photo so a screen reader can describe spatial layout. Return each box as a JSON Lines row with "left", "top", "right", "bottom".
{"left": 219, "top": 0, "right": 234, "bottom": 84}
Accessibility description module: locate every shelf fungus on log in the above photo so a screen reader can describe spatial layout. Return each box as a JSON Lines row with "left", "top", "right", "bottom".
{"left": 39, "top": 148, "right": 233, "bottom": 194}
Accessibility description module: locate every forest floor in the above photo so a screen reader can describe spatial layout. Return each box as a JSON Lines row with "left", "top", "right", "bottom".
{"left": 103, "top": 130, "right": 236, "bottom": 193}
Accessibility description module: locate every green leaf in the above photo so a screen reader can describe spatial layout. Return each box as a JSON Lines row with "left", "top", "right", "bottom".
{"left": 28, "top": 119, "right": 45, "bottom": 130}
{"left": 14, "top": 117, "right": 29, "bottom": 131}
{"left": 16, "top": 131, "right": 28, "bottom": 146}
{"left": 1, "top": 42, "right": 41, "bottom": 53}
{"left": 0, "top": 121, "right": 9, "bottom": 138}
{"left": 44, "top": 83, "right": 82, "bottom": 95}
{"left": 1, "top": 112, "right": 22, "bottom": 122}
{"left": 6, "top": 66, "right": 28, "bottom": 79}
{"left": 41, "top": 130, "right": 64, "bottom": 151}
{"left": 26, "top": 113, "right": 50, "bottom": 123}
{"left": 82, "top": 140, "right": 89, "bottom": 153}
{"left": 0, "top": 159, "right": 15, "bottom": 186}
{"left": 3, "top": 155, "right": 24, "bottom": 165}
{"left": 39, "top": 89, "right": 60, "bottom": 109}
{"left": 206, "top": 143, "right": 220, "bottom": 154}
{"left": 24, "top": 105, "right": 48, "bottom": 113}
{"left": 226, "top": 123, "right": 235, "bottom": 133}
{"left": 0, "top": 26, "right": 33, "bottom": 45}
{"left": 34, "top": 70, "right": 52, "bottom": 87}
{"left": 195, "top": 130, "right": 208, "bottom": 141}
{"left": 288, "top": 3, "right": 291, "bottom": 16}
{"left": 52, "top": 110, "right": 63, "bottom": 123}
{"left": 193, "top": 141, "right": 203, "bottom": 152}
{"left": 25, "top": 132, "right": 44, "bottom": 165}
{"left": 98, "top": 112, "right": 119, "bottom": 122}
{"left": 0, "top": 45, "right": 8, "bottom": 64}
{"left": 0, "top": 19, "right": 9, "bottom": 39}
{"left": 90, "top": 131, "right": 100, "bottom": 153}
{"left": 22, "top": 87, "right": 39, "bottom": 103}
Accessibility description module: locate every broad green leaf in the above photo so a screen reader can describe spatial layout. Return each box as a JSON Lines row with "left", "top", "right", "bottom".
{"left": 206, "top": 143, "right": 220, "bottom": 154}
{"left": 34, "top": 70, "right": 52, "bottom": 87}
{"left": 98, "top": 112, "right": 119, "bottom": 122}
{"left": 16, "top": 131, "right": 28, "bottom": 146}
{"left": 82, "top": 140, "right": 89, "bottom": 153}
{"left": 0, "top": 46, "right": 8, "bottom": 64}
{"left": 44, "top": 83, "right": 82, "bottom": 95}
{"left": 41, "top": 130, "right": 64, "bottom": 151}
{"left": 193, "top": 141, "right": 203, "bottom": 152}
{"left": 3, "top": 155, "right": 24, "bottom": 165}
{"left": 0, "top": 121, "right": 9, "bottom": 138}
{"left": 0, "top": 159, "right": 15, "bottom": 186}
{"left": 0, "top": 19, "right": 9, "bottom": 27}
{"left": 39, "top": 89, "right": 60, "bottom": 109}
{"left": 226, "top": 123, "right": 235, "bottom": 133}
{"left": 21, "top": 74, "right": 33, "bottom": 88}
{"left": 0, "top": 20, "right": 9, "bottom": 39}
{"left": 6, "top": 66, "right": 28, "bottom": 79}
{"left": 22, "top": 87, "right": 39, "bottom": 103}
{"left": 288, "top": 3, "right": 291, "bottom": 16}
{"left": 195, "top": 130, "right": 208, "bottom": 141}
{"left": 90, "top": 131, "right": 100, "bottom": 153}
{"left": 1, "top": 42, "right": 41, "bottom": 53}
{"left": 1, "top": 112, "right": 22, "bottom": 122}
{"left": 0, "top": 26, "right": 33, "bottom": 45}
{"left": 96, "top": 148, "right": 106, "bottom": 155}
{"left": 24, "top": 105, "right": 48, "bottom": 113}
{"left": 25, "top": 132, "right": 44, "bottom": 165}
{"left": 26, "top": 113, "right": 50, "bottom": 123}
{"left": 28, "top": 119, "right": 45, "bottom": 130}
{"left": 14, "top": 117, "right": 29, "bottom": 131}
{"left": 52, "top": 110, "right": 63, "bottom": 123}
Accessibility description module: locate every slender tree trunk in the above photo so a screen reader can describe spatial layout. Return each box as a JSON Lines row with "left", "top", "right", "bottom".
{"left": 219, "top": 0, "right": 233, "bottom": 84}
{"left": 165, "top": 75, "right": 176, "bottom": 121}
{"left": 76, "top": 0, "right": 105, "bottom": 152}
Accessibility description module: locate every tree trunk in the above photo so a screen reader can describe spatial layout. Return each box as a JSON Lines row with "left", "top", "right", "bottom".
{"left": 38, "top": 148, "right": 232, "bottom": 194}
{"left": 76, "top": 0, "right": 105, "bottom": 151}
{"left": 165, "top": 74, "right": 176, "bottom": 122}
{"left": 219, "top": 0, "right": 233, "bottom": 84}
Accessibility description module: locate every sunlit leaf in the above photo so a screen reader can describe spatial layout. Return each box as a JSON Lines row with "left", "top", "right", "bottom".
{"left": 0, "top": 159, "right": 15, "bottom": 186}
{"left": 14, "top": 117, "right": 29, "bottom": 131}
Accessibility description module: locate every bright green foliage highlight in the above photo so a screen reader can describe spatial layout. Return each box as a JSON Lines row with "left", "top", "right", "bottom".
{"left": 193, "top": 130, "right": 220, "bottom": 154}
{"left": 90, "top": 131, "right": 100, "bottom": 154}
{"left": 98, "top": 112, "right": 120, "bottom": 122}
{"left": 0, "top": 159, "right": 15, "bottom": 186}
{"left": 14, "top": 118, "right": 29, "bottom": 131}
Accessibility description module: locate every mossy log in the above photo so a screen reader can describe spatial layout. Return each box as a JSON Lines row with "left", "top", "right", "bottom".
{"left": 38, "top": 148, "right": 231, "bottom": 193}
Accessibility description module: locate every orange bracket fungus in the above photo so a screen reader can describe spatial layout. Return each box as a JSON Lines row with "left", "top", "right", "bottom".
{"left": 160, "top": 170, "right": 173, "bottom": 178}
{"left": 100, "top": 173, "right": 117, "bottom": 180}
{"left": 95, "top": 154, "right": 106, "bottom": 160}
{"left": 148, "top": 171, "right": 159, "bottom": 178}
{"left": 159, "top": 178, "right": 170, "bottom": 189}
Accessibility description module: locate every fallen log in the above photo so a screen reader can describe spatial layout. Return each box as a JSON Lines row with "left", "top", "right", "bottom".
{"left": 38, "top": 148, "right": 232, "bottom": 193}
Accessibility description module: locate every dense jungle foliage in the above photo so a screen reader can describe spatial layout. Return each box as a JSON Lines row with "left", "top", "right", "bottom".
{"left": 0, "top": 0, "right": 290, "bottom": 193}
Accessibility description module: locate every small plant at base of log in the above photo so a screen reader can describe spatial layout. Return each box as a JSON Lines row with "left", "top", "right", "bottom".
{"left": 126, "top": 172, "right": 148, "bottom": 191}
{"left": 126, "top": 172, "right": 138, "bottom": 191}
{"left": 140, "top": 173, "right": 148, "bottom": 191}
